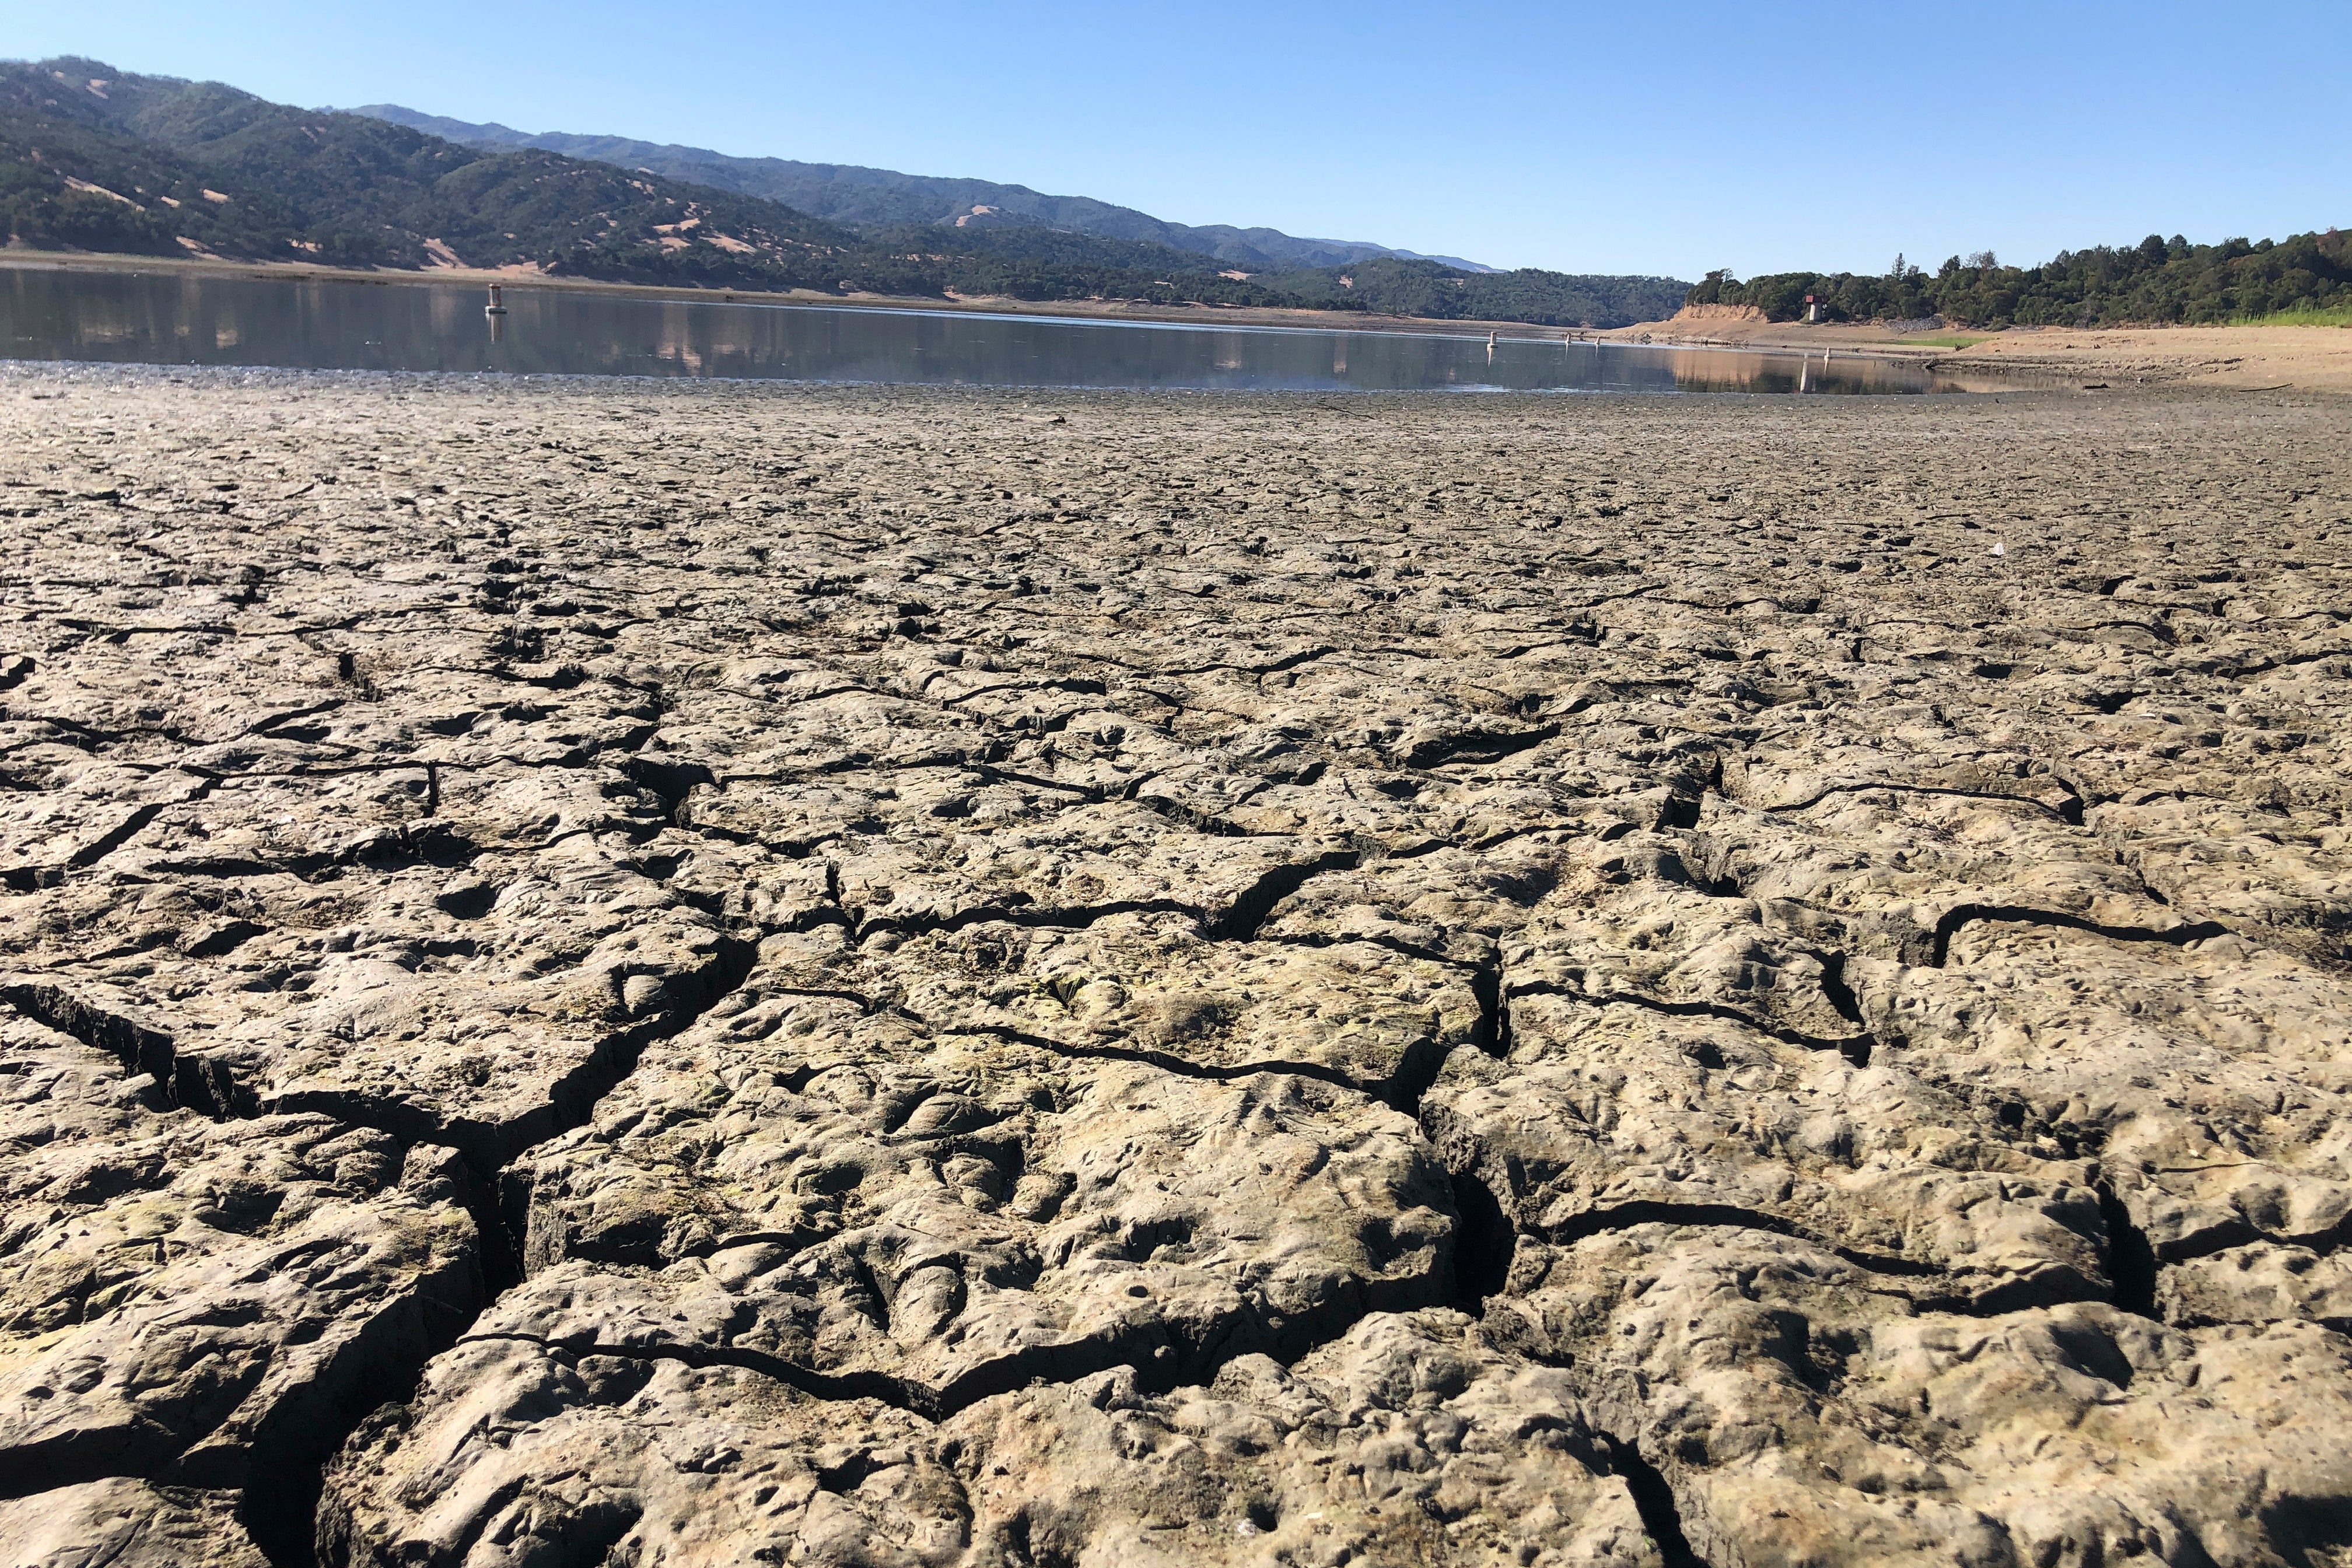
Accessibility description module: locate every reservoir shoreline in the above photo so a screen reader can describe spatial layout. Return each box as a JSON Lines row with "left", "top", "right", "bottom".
{"left": 12, "top": 248, "right": 2343, "bottom": 391}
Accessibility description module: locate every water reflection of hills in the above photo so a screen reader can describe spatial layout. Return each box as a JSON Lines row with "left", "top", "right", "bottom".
{"left": 5, "top": 267, "right": 2025, "bottom": 396}
{"left": 1656, "top": 347, "right": 2038, "bottom": 396}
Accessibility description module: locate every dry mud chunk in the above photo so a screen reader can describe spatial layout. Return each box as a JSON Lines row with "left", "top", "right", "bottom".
{"left": 0, "top": 1005, "right": 171, "bottom": 1159}
{"left": 891, "top": 912, "right": 1489, "bottom": 1101}
{"left": 0, "top": 758, "right": 199, "bottom": 885}
{"left": 1504, "top": 1226, "right": 2352, "bottom": 1568}
{"left": 1503, "top": 867, "right": 1875, "bottom": 1051}
{"left": 0, "top": 1478, "right": 268, "bottom": 1568}
{"left": 659, "top": 682, "right": 977, "bottom": 779}
{"left": 1422, "top": 993, "right": 2110, "bottom": 1311}
{"left": 1864, "top": 926, "right": 2352, "bottom": 1264}
{"left": 1699, "top": 789, "right": 2169, "bottom": 969}
{"left": 820, "top": 799, "right": 1356, "bottom": 939}
{"left": 0, "top": 1107, "right": 478, "bottom": 1496}
{"left": 1716, "top": 732, "right": 2077, "bottom": 820}
{"left": 950, "top": 1310, "right": 1656, "bottom": 1567}
{"left": 2162, "top": 1242, "right": 2352, "bottom": 1331}
{"left": 316, "top": 1340, "right": 961, "bottom": 1568}
{"left": 1255, "top": 839, "right": 1576, "bottom": 950}
{"left": 320, "top": 1310, "right": 1656, "bottom": 1568}
{"left": 509, "top": 998, "right": 1453, "bottom": 1396}
{"left": 2092, "top": 792, "right": 2352, "bottom": 965}
{"left": 10, "top": 827, "right": 750, "bottom": 1167}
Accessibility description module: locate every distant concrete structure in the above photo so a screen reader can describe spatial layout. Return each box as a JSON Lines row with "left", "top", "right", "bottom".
{"left": 486, "top": 284, "right": 508, "bottom": 344}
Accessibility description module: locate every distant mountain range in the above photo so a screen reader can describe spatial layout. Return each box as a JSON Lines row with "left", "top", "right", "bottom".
{"left": 1, "top": 57, "right": 1686, "bottom": 328}
{"left": 351, "top": 104, "right": 1496, "bottom": 275}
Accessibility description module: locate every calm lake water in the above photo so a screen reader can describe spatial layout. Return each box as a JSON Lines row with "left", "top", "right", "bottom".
{"left": 2, "top": 265, "right": 1979, "bottom": 395}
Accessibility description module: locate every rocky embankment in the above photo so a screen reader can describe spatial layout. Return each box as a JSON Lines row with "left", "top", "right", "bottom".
{"left": 1, "top": 365, "right": 2348, "bottom": 1567}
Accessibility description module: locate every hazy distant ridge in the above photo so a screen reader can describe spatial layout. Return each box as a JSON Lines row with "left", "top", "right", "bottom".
{"left": 354, "top": 104, "right": 1497, "bottom": 274}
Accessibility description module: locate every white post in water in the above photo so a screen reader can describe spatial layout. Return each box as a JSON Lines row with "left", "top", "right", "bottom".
{"left": 485, "top": 284, "right": 508, "bottom": 344}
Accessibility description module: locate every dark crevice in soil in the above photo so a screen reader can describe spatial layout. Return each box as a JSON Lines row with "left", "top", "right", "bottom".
{"left": 1510, "top": 980, "right": 1877, "bottom": 1066}
{"left": 236, "top": 1259, "right": 481, "bottom": 1568}
{"left": 2144, "top": 1207, "right": 2352, "bottom": 1266}
{"left": 1, "top": 981, "right": 185, "bottom": 1111}
{"left": 1541, "top": 1200, "right": 1943, "bottom": 1279}
{"left": 621, "top": 755, "right": 715, "bottom": 824}
{"left": 241, "top": 1466, "right": 325, "bottom": 1568}
{"left": 133, "top": 821, "right": 481, "bottom": 887}
{"left": 1762, "top": 779, "right": 2082, "bottom": 824}
{"left": 943, "top": 1021, "right": 1366, "bottom": 1100}
{"left": 1128, "top": 792, "right": 1260, "bottom": 836}
{"left": 273, "top": 932, "right": 762, "bottom": 1562}
{"left": 1930, "top": 904, "right": 2234, "bottom": 968}
{"left": 1815, "top": 952, "right": 1874, "bottom": 1065}
{"left": 264, "top": 932, "right": 761, "bottom": 1175}
{"left": 857, "top": 895, "right": 1198, "bottom": 944}
{"left": 2256, "top": 1492, "right": 2352, "bottom": 1568}
{"left": 1378, "top": 1033, "right": 1457, "bottom": 1118}
{"left": 1203, "top": 849, "right": 1362, "bottom": 942}
{"left": 2095, "top": 1181, "right": 2161, "bottom": 1319}
{"left": 462, "top": 1233, "right": 1448, "bottom": 1426}
{"left": 1468, "top": 956, "right": 1507, "bottom": 1057}
{"left": 847, "top": 849, "right": 1365, "bottom": 949}
{"left": 65, "top": 801, "right": 167, "bottom": 869}
{"left": 1402, "top": 723, "right": 1562, "bottom": 770}
{"left": 1606, "top": 1434, "right": 1710, "bottom": 1568}
{"left": 1446, "top": 1168, "right": 1516, "bottom": 1315}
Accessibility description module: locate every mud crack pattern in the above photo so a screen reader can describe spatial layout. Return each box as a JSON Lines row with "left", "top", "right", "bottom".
{"left": 2, "top": 363, "right": 2351, "bottom": 1568}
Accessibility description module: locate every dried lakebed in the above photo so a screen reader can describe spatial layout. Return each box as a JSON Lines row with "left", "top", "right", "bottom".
{"left": 1, "top": 364, "right": 2349, "bottom": 1568}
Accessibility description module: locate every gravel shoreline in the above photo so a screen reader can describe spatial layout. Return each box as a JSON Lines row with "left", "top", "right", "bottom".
{"left": 4, "top": 364, "right": 2350, "bottom": 1566}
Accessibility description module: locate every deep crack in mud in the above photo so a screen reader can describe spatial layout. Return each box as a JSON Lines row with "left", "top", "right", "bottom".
{"left": 4, "top": 364, "right": 2351, "bottom": 1568}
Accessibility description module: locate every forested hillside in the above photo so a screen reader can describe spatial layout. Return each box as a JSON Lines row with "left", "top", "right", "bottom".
{"left": 1688, "top": 230, "right": 2351, "bottom": 327}
{"left": 2, "top": 58, "right": 1684, "bottom": 326}
{"left": 1275, "top": 257, "right": 1687, "bottom": 330}
{"left": 0, "top": 57, "right": 858, "bottom": 281}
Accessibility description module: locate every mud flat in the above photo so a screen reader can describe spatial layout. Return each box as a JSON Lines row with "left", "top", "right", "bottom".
{"left": 2, "top": 365, "right": 2350, "bottom": 1567}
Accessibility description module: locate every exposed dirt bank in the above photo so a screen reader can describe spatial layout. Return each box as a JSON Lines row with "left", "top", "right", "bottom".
{"left": 1602, "top": 308, "right": 2352, "bottom": 392}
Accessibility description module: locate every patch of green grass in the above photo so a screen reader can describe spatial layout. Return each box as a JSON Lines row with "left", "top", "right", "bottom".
{"left": 2234, "top": 306, "right": 2352, "bottom": 328}
{"left": 1895, "top": 334, "right": 1989, "bottom": 348}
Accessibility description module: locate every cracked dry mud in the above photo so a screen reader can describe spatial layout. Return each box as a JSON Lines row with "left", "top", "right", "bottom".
{"left": 2, "top": 363, "right": 2349, "bottom": 1568}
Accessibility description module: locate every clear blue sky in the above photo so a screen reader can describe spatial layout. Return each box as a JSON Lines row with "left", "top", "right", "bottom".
{"left": 12, "top": 1, "right": 2348, "bottom": 278}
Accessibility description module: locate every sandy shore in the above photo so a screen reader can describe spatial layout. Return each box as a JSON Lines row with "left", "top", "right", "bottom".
{"left": 1602, "top": 307, "right": 2352, "bottom": 392}
{"left": 3, "top": 368, "right": 2350, "bottom": 1566}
